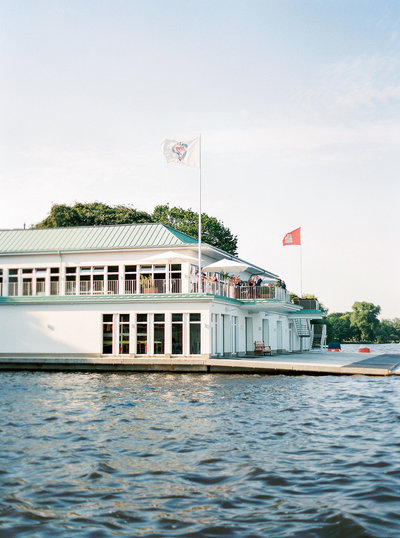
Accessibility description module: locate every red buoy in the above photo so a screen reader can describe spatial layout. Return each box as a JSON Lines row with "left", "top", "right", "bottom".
{"left": 359, "top": 346, "right": 370, "bottom": 353}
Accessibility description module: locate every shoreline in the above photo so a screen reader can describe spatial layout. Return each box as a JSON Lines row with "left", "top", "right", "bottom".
{"left": 0, "top": 352, "right": 399, "bottom": 377}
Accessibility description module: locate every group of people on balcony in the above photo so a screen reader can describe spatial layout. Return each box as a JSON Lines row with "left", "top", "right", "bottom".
{"left": 191, "top": 271, "right": 282, "bottom": 298}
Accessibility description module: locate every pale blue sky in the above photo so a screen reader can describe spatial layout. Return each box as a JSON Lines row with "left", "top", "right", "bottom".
{"left": 1, "top": 0, "right": 399, "bottom": 317}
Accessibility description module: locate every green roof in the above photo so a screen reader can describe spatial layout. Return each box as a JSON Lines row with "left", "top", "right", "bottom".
{"left": 0, "top": 223, "right": 197, "bottom": 254}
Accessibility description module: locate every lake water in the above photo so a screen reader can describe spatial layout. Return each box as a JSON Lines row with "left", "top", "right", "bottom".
{"left": 1, "top": 344, "right": 400, "bottom": 537}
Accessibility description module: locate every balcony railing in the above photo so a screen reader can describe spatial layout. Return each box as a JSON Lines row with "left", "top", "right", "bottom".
{"left": 124, "top": 280, "right": 137, "bottom": 294}
{"left": 193, "top": 281, "right": 289, "bottom": 301}
{"left": 8, "top": 282, "right": 18, "bottom": 296}
{"left": 1, "top": 278, "right": 289, "bottom": 302}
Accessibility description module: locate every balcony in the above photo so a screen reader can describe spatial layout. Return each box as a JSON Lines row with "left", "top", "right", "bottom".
{"left": 195, "top": 281, "right": 289, "bottom": 302}
{"left": 1, "top": 278, "right": 289, "bottom": 303}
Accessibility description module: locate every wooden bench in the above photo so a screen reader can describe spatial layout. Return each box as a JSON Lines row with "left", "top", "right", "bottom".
{"left": 254, "top": 341, "right": 272, "bottom": 356}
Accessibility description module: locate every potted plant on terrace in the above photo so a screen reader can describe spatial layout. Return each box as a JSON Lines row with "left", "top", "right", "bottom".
{"left": 140, "top": 275, "right": 157, "bottom": 294}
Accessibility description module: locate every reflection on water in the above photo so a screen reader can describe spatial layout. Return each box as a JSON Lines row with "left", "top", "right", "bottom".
{"left": 0, "top": 371, "right": 400, "bottom": 537}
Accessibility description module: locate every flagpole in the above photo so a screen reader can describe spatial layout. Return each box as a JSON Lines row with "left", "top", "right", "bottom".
{"left": 300, "top": 243, "right": 303, "bottom": 298}
{"left": 198, "top": 134, "right": 202, "bottom": 293}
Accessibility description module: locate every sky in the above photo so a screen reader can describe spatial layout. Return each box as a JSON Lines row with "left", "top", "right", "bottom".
{"left": 1, "top": 0, "right": 399, "bottom": 318}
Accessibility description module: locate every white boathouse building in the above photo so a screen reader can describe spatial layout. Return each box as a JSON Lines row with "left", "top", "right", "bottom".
{"left": 0, "top": 223, "right": 325, "bottom": 359}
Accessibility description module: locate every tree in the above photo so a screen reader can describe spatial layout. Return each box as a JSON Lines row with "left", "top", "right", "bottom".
{"left": 350, "top": 301, "right": 381, "bottom": 342}
{"left": 152, "top": 204, "right": 238, "bottom": 255}
{"left": 326, "top": 312, "right": 355, "bottom": 342}
{"left": 34, "top": 202, "right": 238, "bottom": 255}
{"left": 35, "top": 203, "right": 153, "bottom": 228}
{"left": 377, "top": 318, "right": 400, "bottom": 343}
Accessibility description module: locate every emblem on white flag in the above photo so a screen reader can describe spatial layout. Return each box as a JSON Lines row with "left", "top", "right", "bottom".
{"left": 161, "top": 137, "right": 200, "bottom": 168}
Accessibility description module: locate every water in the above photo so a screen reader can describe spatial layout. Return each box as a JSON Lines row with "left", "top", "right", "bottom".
{"left": 341, "top": 343, "right": 400, "bottom": 354}
{"left": 1, "top": 347, "right": 400, "bottom": 537}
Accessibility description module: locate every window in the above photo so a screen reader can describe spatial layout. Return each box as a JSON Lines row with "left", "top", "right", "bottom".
{"left": 93, "top": 267, "right": 105, "bottom": 294}
{"left": 154, "top": 314, "right": 165, "bottom": 354}
{"left": 137, "top": 314, "right": 148, "bottom": 354}
{"left": 170, "top": 264, "right": 181, "bottom": 293}
{"left": 108, "top": 266, "right": 119, "bottom": 294}
{"left": 66, "top": 267, "right": 77, "bottom": 295}
{"left": 119, "top": 314, "right": 130, "bottom": 354}
{"left": 102, "top": 314, "right": 113, "bottom": 354}
{"left": 190, "top": 313, "right": 201, "bottom": 354}
{"left": 50, "top": 268, "right": 59, "bottom": 295}
{"left": 172, "top": 313, "right": 183, "bottom": 354}
{"left": 103, "top": 314, "right": 130, "bottom": 355}
{"left": 8, "top": 269, "right": 18, "bottom": 296}
{"left": 124, "top": 265, "right": 136, "bottom": 294}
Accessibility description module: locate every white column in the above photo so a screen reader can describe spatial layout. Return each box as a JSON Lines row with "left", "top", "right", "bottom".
{"left": 45, "top": 268, "right": 51, "bottom": 296}
{"left": 3, "top": 271, "right": 9, "bottom": 296}
{"left": 181, "top": 263, "right": 190, "bottom": 293}
{"left": 59, "top": 264, "right": 65, "bottom": 296}
{"left": 119, "top": 264, "right": 124, "bottom": 295}
{"left": 17, "top": 269, "right": 23, "bottom": 296}
{"left": 76, "top": 267, "right": 81, "bottom": 295}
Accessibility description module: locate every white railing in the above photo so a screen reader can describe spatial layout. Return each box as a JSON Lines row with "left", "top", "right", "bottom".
{"left": 93, "top": 281, "right": 105, "bottom": 295}
{"left": 50, "top": 281, "right": 59, "bottom": 295}
{"left": 23, "top": 281, "right": 32, "bottom": 296}
{"left": 170, "top": 278, "right": 181, "bottom": 293}
{"left": 140, "top": 278, "right": 166, "bottom": 294}
{"left": 199, "top": 281, "right": 289, "bottom": 301}
{"left": 36, "top": 281, "right": 46, "bottom": 295}
{"left": 108, "top": 280, "right": 119, "bottom": 294}
{"left": 1, "top": 277, "right": 289, "bottom": 303}
{"left": 8, "top": 282, "right": 18, "bottom": 296}
{"left": 124, "top": 280, "right": 137, "bottom": 294}
{"left": 65, "top": 281, "right": 76, "bottom": 295}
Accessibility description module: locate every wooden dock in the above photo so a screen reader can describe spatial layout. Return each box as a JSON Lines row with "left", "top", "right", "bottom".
{"left": 0, "top": 352, "right": 399, "bottom": 376}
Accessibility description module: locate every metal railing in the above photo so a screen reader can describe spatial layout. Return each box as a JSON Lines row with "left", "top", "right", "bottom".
{"left": 140, "top": 278, "right": 166, "bottom": 294}
{"left": 8, "top": 282, "right": 18, "bottom": 296}
{"left": 36, "top": 281, "right": 46, "bottom": 295}
{"left": 50, "top": 282, "right": 59, "bottom": 295}
{"left": 65, "top": 281, "right": 77, "bottom": 295}
{"left": 23, "top": 281, "right": 32, "bottom": 296}
{"left": 124, "top": 280, "right": 137, "bottom": 294}
{"left": 108, "top": 280, "right": 119, "bottom": 294}
{"left": 1, "top": 277, "right": 289, "bottom": 302}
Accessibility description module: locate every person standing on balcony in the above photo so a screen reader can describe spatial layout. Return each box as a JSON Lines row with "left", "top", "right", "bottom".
{"left": 256, "top": 276, "right": 262, "bottom": 298}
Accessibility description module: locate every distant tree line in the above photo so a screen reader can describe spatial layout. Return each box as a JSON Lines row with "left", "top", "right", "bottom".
{"left": 325, "top": 302, "right": 400, "bottom": 343}
{"left": 35, "top": 202, "right": 238, "bottom": 256}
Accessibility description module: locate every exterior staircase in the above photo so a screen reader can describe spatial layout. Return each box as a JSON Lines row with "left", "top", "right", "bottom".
{"left": 293, "top": 318, "right": 311, "bottom": 337}
{"left": 311, "top": 324, "right": 327, "bottom": 349}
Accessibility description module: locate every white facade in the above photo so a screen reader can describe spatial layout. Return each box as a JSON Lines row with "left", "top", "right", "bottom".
{"left": 0, "top": 224, "right": 324, "bottom": 358}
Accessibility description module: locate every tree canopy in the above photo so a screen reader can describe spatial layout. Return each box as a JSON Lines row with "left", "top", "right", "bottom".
{"left": 35, "top": 203, "right": 153, "bottom": 228}
{"left": 152, "top": 204, "right": 238, "bottom": 255}
{"left": 326, "top": 302, "right": 399, "bottom": 343}
{"left": 34, "top": 202, "right": 238, "bottom": 256}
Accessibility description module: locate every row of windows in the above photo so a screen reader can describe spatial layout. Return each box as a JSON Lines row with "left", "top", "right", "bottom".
{"left": 3, "top": 264, "right": 181, "bottom": 279}
{"left": 102, "top": 313, "right": 201, "bottom": 356}
{"left": 1, "top": 264, "right": 183, "bottom": 296}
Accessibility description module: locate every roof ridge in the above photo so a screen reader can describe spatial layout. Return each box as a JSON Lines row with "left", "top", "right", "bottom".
{"left": 0, "top": 222, "right": 163, "bottom": 233}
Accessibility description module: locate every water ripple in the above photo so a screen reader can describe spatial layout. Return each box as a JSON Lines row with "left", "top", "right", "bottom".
{"left": 0, "top": 371, "right": 399, "bottom": 536}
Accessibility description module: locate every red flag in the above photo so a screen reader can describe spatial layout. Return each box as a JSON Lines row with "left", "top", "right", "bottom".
{"left": 282, "top": 227, "right": 301, "bottom": 246}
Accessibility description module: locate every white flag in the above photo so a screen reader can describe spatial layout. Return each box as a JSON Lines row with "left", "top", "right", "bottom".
{"left": 161, "top": 137, "right": 200, "bottom": 168}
